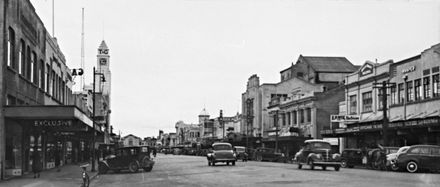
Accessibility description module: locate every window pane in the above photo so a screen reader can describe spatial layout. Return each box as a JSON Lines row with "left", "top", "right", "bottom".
{"left": 423, "top": 77, "right": 431, "bottom": 99}
{"left": 414, "top": 79, "right": 421, "bottom": 101}
{"left": 362, "top": 91, "right": 372, "bottom": 112}
{"left": 350, "top": 95, "right": 357, "bottom": 114}
{"left": 433, "top": 74, "right": 440, "bottom": 97}
{"left": 406, "top": 81, "right": 413, "bottom": 102}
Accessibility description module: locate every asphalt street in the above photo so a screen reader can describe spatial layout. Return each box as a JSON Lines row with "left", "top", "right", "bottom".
{"left": 91, "top": 154, "right": 440, "bottom": 187}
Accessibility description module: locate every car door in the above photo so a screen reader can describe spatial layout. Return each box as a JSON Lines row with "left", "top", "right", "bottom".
{"left": 429, "top": 147, "right": 440, "bottom": 170}
{"left": 418, "top": 147, "right": 431, "bottom": 169}
{"left": 107, "top": 149, "right": 123, "bottom": 169}
{"left": 301, "top": 144, "right": 312, "bottom": 163}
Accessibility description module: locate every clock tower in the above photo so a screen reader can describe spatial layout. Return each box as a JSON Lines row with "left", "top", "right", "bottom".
{"left": 96, "top": 40, "right": 111, "bottom": 96}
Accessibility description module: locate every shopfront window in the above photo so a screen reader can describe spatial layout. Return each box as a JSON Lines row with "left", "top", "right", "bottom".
{"left": 390, "top": 86, "right": 397, "bottom": 105}
{"left": 378, "top": 89, "right": 383, "bottom": 110}
{"left": 398, "top": 83, "right": 404, "bottom": 104}
{"left": 406, "top": 81, "right": 414, "bottom": 102}
{"left": 414, "top": 79, "right": 421, "bottom": 101}
{"left": 349, "top": 95, "right": 357, "bottom": 114}
{"left": 5, "top": 123, "right": 23, "bottom": 172}
{"left": 433, "top": 74, "right": 440, "bottom": 97}
{"left": 423, "top": 77, "right": 431, "bottom": 99}
{"left": 362, "top": 91, "right": 372, "bottom": 112}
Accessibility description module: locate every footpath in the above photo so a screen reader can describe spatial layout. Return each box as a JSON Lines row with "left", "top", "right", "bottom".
{"left": 0, "top": 163, "right": 98, "bottom": 187}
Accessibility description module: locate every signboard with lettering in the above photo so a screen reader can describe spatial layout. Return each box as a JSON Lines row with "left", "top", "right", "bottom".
{"left": 33, "top": 120, "right": 73, "bottom": 127}
{"left": 402, "top": 66, "right": 416, "bottom": 74}
{"left": 330, "top": 115, "right": 360, "bottom": 122}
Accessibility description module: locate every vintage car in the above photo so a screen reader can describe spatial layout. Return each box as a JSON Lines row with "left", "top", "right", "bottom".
{"left": 392, "top": 145, "right": 440, "bottom": 173}
{"left": 207, "top": 142, "right": 236, "bottom": 166}
{"left": 294, "top": 139, "right": 341, "bottom": 171}
{"left": 387, "top": 146, "right": 410, "bottom": 171}
{"left": 340, "top": 149, "right": 363, "bottom": 168}
{"left": 98, "top": 146, "right": 155, "bottom": 174}
{"left": 254, "top": 147, "right": 286, "bottom": 162}
{"left": 233, "top": 146, "right": 248, "bottom": 162}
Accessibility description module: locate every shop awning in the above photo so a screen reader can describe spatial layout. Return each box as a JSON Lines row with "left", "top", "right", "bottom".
{"left": 4, "top": 105, "right": 95, "bottom": 131}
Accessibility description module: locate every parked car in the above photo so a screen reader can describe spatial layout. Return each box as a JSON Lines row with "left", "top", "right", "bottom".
{"left": 254, "top": 148, "right": 286, "bottom": 162}
{"left": 294, "top": 139, "right": 341, "bottom": 171}
{"left": 207, "top": 142, "right": 236, "bottom": 166}
{"left": 387, "top": 146, "right": 410, "bottom": 171}
{"left": 340, "top": 149, "right": 363, "bottom": 168}
{"left": 233, "top": 146, "right": 248, "bottom": 162}
{"left": 98, "top": 146, "right": 155, "bottom": 174}
{"left": 393, "top": 145, "right": 440, "bottom": 173}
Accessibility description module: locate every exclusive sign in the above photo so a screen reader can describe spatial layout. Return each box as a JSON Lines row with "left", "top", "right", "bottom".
{"left": 330, "top": 115, "right": 360, "bottom": 122}
{"left": 34, "top": 120, "right": 73, "bottom": 127}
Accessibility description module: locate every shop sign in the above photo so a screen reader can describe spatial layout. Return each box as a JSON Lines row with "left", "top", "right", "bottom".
{"left": 402, "top": 66, "right": 416, "bottom": 74}
{"left": 335, "top": 128, "right": 346, "bottom": 133}
{"left": 33, "top": 120, "right": 73, "bottom": 127}
{"left": 417, "top": 118, "right": 438, "bottom": 126}
{"left": 330, "top": 115, "right": 360, "bottom": 122}
{"left": 404, "top": 120, "right": 418, "bottom": 126}
{"left": 360, "top": 125, "right": 373, "bottom": 130}
{"left": 346, "top": 126, "right": 359, "bottom": 132}
{"left": 389, "top": 122, "right": 403, "bottom": 128}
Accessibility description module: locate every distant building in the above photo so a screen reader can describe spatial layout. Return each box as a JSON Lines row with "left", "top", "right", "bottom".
{"left": 175, "top": 121, "right": 201, "bottom": 145}
{"left": 122, "top": 134, "right": 142, "bottom": 147}
{"left": 242, "top": 55, "right": 357, "bottom": 150}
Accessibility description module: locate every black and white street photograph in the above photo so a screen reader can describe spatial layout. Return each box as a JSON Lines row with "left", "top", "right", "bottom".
{"left": 0, "top": 0, "right": 440, "bottom": 186}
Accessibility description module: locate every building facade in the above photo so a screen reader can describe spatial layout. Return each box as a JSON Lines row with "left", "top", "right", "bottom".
{"left": 242, "top": 55, "right": 357, "bottom": 150}
{"left": 121, "top": 134, "right": 142, "bottom": 147}
{"left": 0, "top": 0, "right": 101, "bottom": 179}
{"left": 322, "top": 43, "right": 440, "bottom": 148}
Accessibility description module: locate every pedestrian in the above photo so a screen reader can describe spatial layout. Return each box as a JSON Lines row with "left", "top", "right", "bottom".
{"left": 55, "top": 147, "right": 61, "bottom": 172}
{"left": 81, "top": 164, "right": 90, "bottom": 187}
{"left": 153, "top": 147, "right": 157, "bottom": 158}
{"left": 32, "top": 146, "right": 42, "bottom": 178}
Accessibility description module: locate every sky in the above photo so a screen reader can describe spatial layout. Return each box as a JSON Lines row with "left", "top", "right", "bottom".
{"left": 30, "top": 0, "right": 440, "bottom": 138}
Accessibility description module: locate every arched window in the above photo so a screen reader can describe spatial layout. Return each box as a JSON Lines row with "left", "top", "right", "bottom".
{"left": 19, "top": 40, "right": 25, "bottom": 75}
{"left": 31, "top": 52, "right": 36, "bottom": 83}
{"left": 7, "top": 28, "right": 15, "bottom": 68}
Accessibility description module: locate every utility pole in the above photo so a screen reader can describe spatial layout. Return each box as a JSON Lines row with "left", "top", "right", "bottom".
{"left": 220, "top": 110, "right": 224, "bottom": 140}
{"left": 92, "top": 67, "right": 105, "bottom": 172}
{"left": 373, "top": 81, "right": 395, "bottom": 146}
{"left": 275, "top": 110, "right": 279, "bottom": 153}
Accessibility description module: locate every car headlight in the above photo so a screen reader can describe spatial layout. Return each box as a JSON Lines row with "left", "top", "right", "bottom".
{"left": 233, "top": 153, "right": 236, "bottom": 157}
{"left": 316, "top": 154, "right": 322, "bottom": 159}
{"left": 332, "top": 154, "right": 340, "bottom": 160}
{"left": 281, "top": 153, "right": 285, "bottom": 157}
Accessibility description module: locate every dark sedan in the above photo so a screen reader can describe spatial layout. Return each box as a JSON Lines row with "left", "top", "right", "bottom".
{"left": 393, "top": 145, "right": 440, "bottom": 173}
{"left": 98, "top": 146, "right": 155, "bottom": 174}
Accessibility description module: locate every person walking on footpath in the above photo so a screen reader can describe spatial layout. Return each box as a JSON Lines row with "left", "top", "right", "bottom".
{"left": 32, "top": 146, "right": 42, "bottom": 178}
{"left": 55, "top": 146, "right": 61, "bottom": 172}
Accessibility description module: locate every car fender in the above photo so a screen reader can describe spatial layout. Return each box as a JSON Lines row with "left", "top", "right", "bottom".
{"left": 99, "top": 160, "right": 110, "bottom": 168}
{"left": 308, "top": 153, "right": 319, "bottom": 162}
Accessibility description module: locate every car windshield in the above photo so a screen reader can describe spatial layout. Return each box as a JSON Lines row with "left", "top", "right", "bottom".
{"left": 311, "top": 142, "right": 331, "bottom": 149}
{"left": 235, "top": 147, "right": 245, "bottom": 152}
{"left": 213, "top": 144, "right": 232, "bottom": 150}
{"left": 397, "top": 146, "right": 409, "bottom": 154}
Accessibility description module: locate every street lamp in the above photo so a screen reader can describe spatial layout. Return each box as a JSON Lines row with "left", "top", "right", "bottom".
{"left": 92, "top": 66, "right": 105, "bottom": 172}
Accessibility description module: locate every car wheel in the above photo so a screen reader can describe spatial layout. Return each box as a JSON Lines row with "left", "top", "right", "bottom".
{"left": 129, "top": 162, "right": 139, "bottom": 173}
{"left": 212, "top": 161, "right": 216, "bottom": 166}
{"left": 341, "top": 159, "right": 348, "bottom": 168}
{"left": 208, "top": 161, "right": 211, "bottom": 166}
{"left": 257, "top": 155, "right": 262, "bottom": 162}
{"left": 322, "top": 166, "right": 326, "bottom": 170}
{"left": 98, "top": 164, "right": 108, "bottom": 174}
{"left": 143, "top": 167, "right": 153, "bottom": 172}
{"left": 391, "top": 164, "right": 399, "bottom": 171}
{"left": 226, "top": 162, "right": 230, "bottom": 166}
{"left": 298, "top": 164, "right": 302, "bottom": 169}
{"left": 406, "top": 161, "right": 418, "bottom": 173}
{"left": 308, "top": 160, "right": 314, "bottom": 170}
{"left": 232, "top": 161, "right": 236, "bottom": 166}
{"left": 335, "top": 166, "right": 340, "bottom": 171}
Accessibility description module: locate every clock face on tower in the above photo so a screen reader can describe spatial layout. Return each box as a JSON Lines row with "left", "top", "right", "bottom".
{"left": 100, "top": 58, "right": 107, "bottom": 66}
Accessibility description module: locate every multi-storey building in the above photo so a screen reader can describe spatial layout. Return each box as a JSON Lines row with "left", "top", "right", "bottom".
{"left": 0, "top": 0, "right": 101, "bottom": 179}
{"left": 242, "top": 55, "right": 357, "bottom": 150}
{"left": 323, "top": 43, "right": 440, "bottom": 148}
{"left": 175, "top": 121, "right": 201, "bottom": 145}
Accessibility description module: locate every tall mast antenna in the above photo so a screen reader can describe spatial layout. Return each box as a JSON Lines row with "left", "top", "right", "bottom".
{"left": 81, "top": 8, "right": 85, "bottom": 90}
{"left": 52, "top": 0, "right": 55, "bottom": 36}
